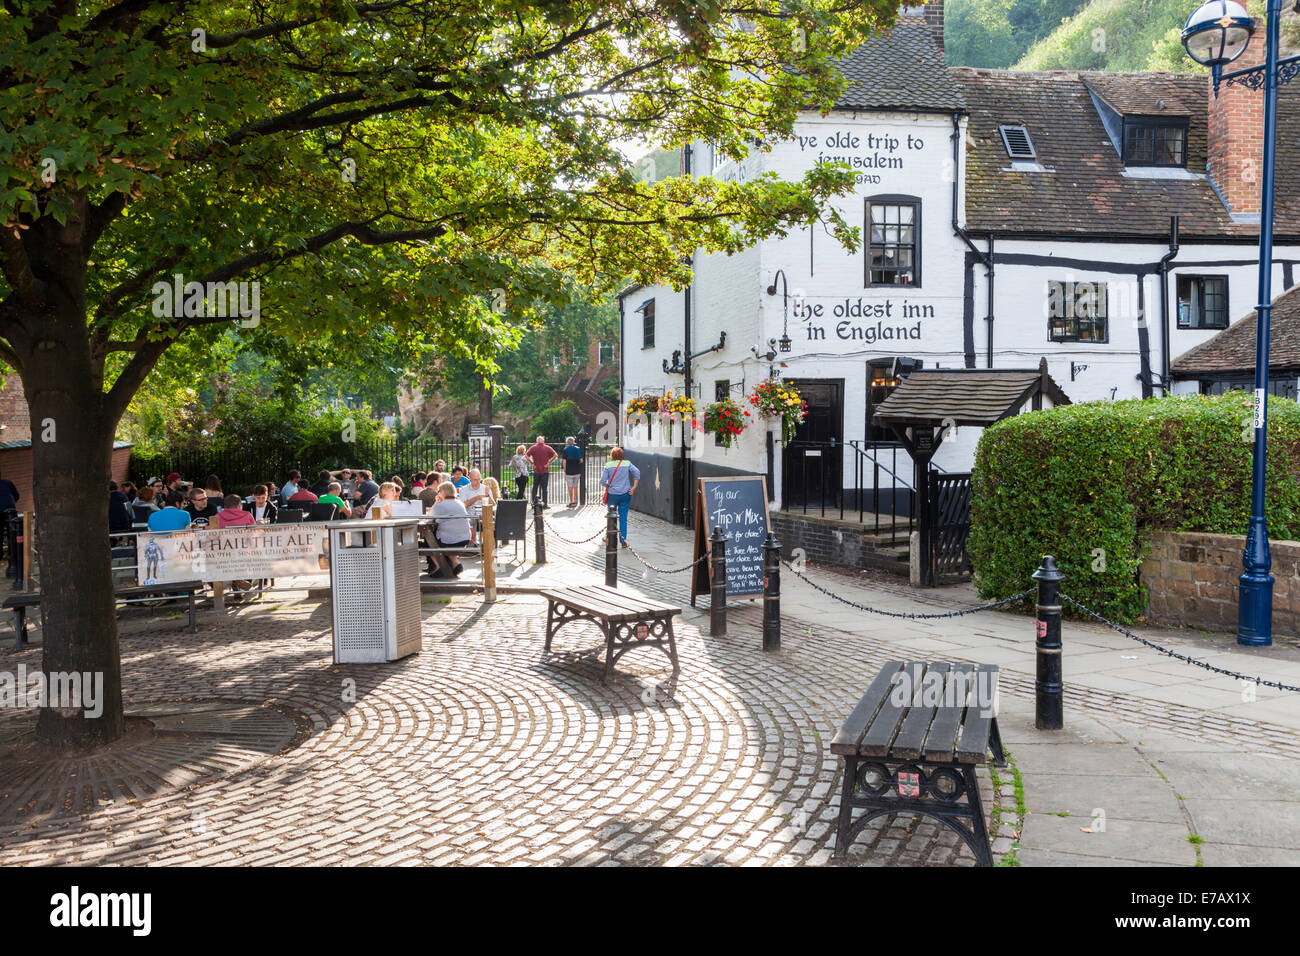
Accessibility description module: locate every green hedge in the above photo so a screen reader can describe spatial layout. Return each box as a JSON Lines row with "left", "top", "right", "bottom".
{"left": 970, "top": 392, "right": 1300, "bottom": 622}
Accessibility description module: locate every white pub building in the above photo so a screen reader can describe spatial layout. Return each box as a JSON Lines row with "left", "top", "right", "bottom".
{"left": 619, "top": 2, "right": 1300, "bottom": 572}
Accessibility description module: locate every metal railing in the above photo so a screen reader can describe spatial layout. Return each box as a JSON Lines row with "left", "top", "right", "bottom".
{"left": 779, "top": 440, "right": 918, "bottom": 546}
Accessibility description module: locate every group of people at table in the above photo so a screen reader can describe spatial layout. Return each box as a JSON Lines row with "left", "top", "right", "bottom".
{"left": 114, "top": 460, "right": 501, "bottom": 578}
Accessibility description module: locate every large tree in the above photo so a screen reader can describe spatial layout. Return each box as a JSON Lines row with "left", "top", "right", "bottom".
{"left": 0, "top": 0, "right": 889, "bottom": 746}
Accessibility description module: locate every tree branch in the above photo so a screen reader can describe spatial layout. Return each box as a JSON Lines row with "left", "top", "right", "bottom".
{"left": 84, "top": 192, "right": 127, "bottom": 254}
{"left": 0, "top": 229, "right": 43, "bottom": 307}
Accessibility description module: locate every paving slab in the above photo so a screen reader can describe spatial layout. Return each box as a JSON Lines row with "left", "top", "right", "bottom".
{"left": 1018, "top": 813, "right": 1197, "bottom": 865}
{"left": 1180, "top": 799, "right": 1300, "bottom": 849}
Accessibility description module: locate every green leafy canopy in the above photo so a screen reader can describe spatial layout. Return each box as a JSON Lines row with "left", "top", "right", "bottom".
{"left": 0, "top": 0, "right": 894, "bottom": 428}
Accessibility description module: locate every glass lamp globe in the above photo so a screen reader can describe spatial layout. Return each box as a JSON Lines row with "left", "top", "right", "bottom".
{"left": 1181, "top": 0, "right": 1254, "bottom": 66}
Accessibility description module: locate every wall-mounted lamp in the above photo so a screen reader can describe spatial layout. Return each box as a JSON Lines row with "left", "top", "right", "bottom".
{"left": 766, "top": 269, "right": 793, "bottom": 352}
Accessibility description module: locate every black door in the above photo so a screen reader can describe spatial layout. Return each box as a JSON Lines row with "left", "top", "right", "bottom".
{"left": 782, "top": 379, "right": 844, "bottom": 512}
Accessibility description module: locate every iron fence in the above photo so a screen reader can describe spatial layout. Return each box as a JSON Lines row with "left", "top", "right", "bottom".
{"left": 132, "top": 438, "right": 609, "bottom": 502}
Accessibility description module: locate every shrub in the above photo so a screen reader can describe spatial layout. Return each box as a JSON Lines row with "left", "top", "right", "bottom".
{"left": 970, "top": 392, "right": 1300, "bottom": 623}
{"left": 533, "top": 400, "right": 581, "bottom": 440}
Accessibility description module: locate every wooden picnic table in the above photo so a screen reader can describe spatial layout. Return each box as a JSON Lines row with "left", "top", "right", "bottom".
{"left": 539, "top": 584, "right": 681, "bottom": 683}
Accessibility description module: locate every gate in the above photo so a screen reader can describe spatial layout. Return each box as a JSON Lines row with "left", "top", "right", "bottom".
{"left": 928, "top": 470, "right": 973, "bottom": 579}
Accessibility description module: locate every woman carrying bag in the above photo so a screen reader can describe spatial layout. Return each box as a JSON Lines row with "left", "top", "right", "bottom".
{"left": 599, "top": 446, "right": 640, "bottom": 548}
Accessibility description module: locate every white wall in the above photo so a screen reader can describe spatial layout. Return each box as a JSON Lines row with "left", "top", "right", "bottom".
{"left": 620, "top": 107, "right": 1300, "bottom": 506}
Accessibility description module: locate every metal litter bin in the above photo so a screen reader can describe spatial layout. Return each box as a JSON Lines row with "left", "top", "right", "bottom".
{"left": 329, "top": 519, "right": 422, "bottom": 663}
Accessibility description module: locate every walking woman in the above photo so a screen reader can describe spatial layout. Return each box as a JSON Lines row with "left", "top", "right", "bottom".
{"left": 599, "top": 446, "right": 640, "bottom": 547}
{"left": 510, "top": 444, "right": 530, "bottom": 499}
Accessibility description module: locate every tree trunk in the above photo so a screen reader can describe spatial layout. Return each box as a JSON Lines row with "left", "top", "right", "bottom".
{"left": 25, "top": 305, "right": 125, "bottom": 747}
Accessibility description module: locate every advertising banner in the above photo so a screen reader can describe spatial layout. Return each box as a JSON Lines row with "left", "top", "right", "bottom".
{"left": 137, "top": 524, "right": 330, "bottom": 585}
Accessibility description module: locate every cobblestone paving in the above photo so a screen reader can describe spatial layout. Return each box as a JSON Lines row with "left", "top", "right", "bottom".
{"left": 549, "top": 521, "right": 1300, "bottom": 758}
{"left": 0, "top": 589, "right": 1020, "bottom": 866}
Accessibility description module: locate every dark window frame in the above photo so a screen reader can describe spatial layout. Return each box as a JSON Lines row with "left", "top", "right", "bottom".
{"left": 1047, "top": 280, "right": 1109, "bottom": 343}
{"left": 638, "top": 298, "right": 655, "bottom": 349}
{"left": 865, "top": 195, "right": 922, "bottom": 289}
{"left": 1122, "top": 115, "right": 1189, "bottom": 168}
{"left": 1176, "top": 275, "right": 1229, "bottom": 330}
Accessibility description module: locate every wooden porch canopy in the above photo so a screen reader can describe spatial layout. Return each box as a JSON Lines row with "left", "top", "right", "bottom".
{"left": 872, "top": 358, "right": 1071, "bottom": 451}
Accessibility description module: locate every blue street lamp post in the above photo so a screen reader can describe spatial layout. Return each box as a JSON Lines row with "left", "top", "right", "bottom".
{"left": 1182, "top": 0, "right": 1299, "bottom": 646}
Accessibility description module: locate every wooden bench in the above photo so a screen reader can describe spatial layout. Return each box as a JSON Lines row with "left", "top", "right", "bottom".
{"left": 539, "top": 585, "right": 681, "bottom": 683}
{"left": 831, "top": 660, "right": 1005, "bottom": 867}
{"left": 5, "top": 581, "right": 202, "bottom": 651}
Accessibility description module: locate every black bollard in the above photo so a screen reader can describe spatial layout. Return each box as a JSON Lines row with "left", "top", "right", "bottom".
{"left": 534, "top": 498, "right": 546, "bottom": 565}
{"left": 762, "top": 532, "right": 781, "bottom": 651}
{"left": 605, "top": 504, "right": 619, "bottom": 587}
{"left": 1032, "top": 554, "right": 1064, "bottom": 729}
{"left": 709, "top": 526, "right": 727, "bottom": 637}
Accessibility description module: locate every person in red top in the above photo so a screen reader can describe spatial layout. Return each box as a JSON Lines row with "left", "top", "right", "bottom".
{"left": 526, "top": 435, "right": 557, "bottom": 508}
{"left": 288, "top": 486, "right": 319, "bottom": 506}
{"left": 216, "top": 494, "right": 255, "bottom": 527}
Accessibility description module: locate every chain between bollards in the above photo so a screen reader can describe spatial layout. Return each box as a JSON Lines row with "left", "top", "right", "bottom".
{"left": 709, "top": 526, "right": 727, "bottom": 637}
{"left": 605, "top": 504, "right": 618, "bottom": 587}
{"left": 533, "top": 499, "right": 546, "bottom": 565}
{"left": 1033, "top": 554, "right": 1064, "bottom": 730}
{"left": 763, "top": 532, "right": 781, "bottom": 651}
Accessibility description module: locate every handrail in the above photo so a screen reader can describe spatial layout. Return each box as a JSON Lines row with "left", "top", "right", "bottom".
{"left": 847, "top": 440, "right": 915, "bottom": 491}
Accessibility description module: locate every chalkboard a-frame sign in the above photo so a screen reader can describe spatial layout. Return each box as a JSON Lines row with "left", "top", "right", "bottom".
{"left": 691, "top": 476, "right": 772, "bottom": 605}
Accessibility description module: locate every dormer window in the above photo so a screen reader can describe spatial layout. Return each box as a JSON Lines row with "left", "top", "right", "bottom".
{"left": 1123, "top": 116, "right": 1188, "bottom": 167}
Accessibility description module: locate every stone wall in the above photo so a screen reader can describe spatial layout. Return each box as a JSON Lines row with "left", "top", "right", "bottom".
{"left": 1141, "top": 530, "right": 1300, "bottom": 637}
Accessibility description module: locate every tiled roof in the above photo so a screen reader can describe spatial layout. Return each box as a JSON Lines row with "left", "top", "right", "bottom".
{"left": 872, "top": 365, "right": 1071, "bottom": 428}
{"left": 835, "top": 17, "right": 965, "bottom": 113}
{"left": 0, "top": 439, "right": 133, "bottom": 452}
{"left": 1172, "top": 284, "right": 1300, "bottom": 375}
{"left": 954, "top": 68, "right": 1300, "bottom": 239}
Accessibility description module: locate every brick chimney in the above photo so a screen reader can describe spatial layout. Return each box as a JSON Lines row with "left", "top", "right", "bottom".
{"left": 1207, "top": 18, "right": 1265, "bottom": 218}
{"left": 923, "top": 0, "right": 945, "bottom": 55}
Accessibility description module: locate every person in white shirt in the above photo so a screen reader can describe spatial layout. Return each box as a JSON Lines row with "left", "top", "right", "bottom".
{"left": 458, "top": 468, "right": 494, "bottom": 519}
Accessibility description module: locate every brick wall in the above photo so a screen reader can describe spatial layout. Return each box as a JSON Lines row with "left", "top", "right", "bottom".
{"left": 1207, "top": 20, "right": 1265, "bottom": 217}
{"left": 0, "top": 374, "right": 31, "bottom": 443}
{"left": 0, "top": 442, "right": 132, "bottom": 513}
{"left": 769, "top": 511, "right": 907, "bottom": 577}
{"left": 1141, "top": 530, "right": 1300, "bottom": 636}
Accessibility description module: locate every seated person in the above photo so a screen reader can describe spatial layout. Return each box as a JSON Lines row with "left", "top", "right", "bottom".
{"left": 248, "top": 484, "right": 278, "bottom": 523}
{"left": 185, "top": 487, "right": 221, "bottom": 526}
{"left": 449, "top": 465, "right": 470, "bottom": 489}
{"left": 318, "top": 482, "right": 352, "bottom": 518}
{"left": 147, "top": 492, "right": 192, "bottom": 533}
{"left": 309, "top": 470, "right": 334, "bottom": 496}
{"left": 108, "top": 482, "right": 133, "bottom": 534}
{"left": 335, "top": 468, "right": 357, "bottom": 501}
{"left": 430, "top": 481, "right": 472, "bottom": 578}
{"left": 365, "top": 482, "right": 401, "bottom": 519}
{"left": 457, "top": 468, "right": 495, "bottom": 521}
{"left": 216, "top": 494, "right": 255, "bottom": 527}
{"left": 288, "top": 483, "right": 320, "bottom": 506}
{"left": 136, "top": 486, "right": 160, "bottom": 511}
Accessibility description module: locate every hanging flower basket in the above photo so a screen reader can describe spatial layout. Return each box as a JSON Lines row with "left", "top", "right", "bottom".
{"left": 656, "top": 392, "right": 698, "bottom": 443}
{"left": 748, "top": 378, "right": 808, "bottom": 444}
{"left": 703, "top": 398, "right": 747, "bottom": 449}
